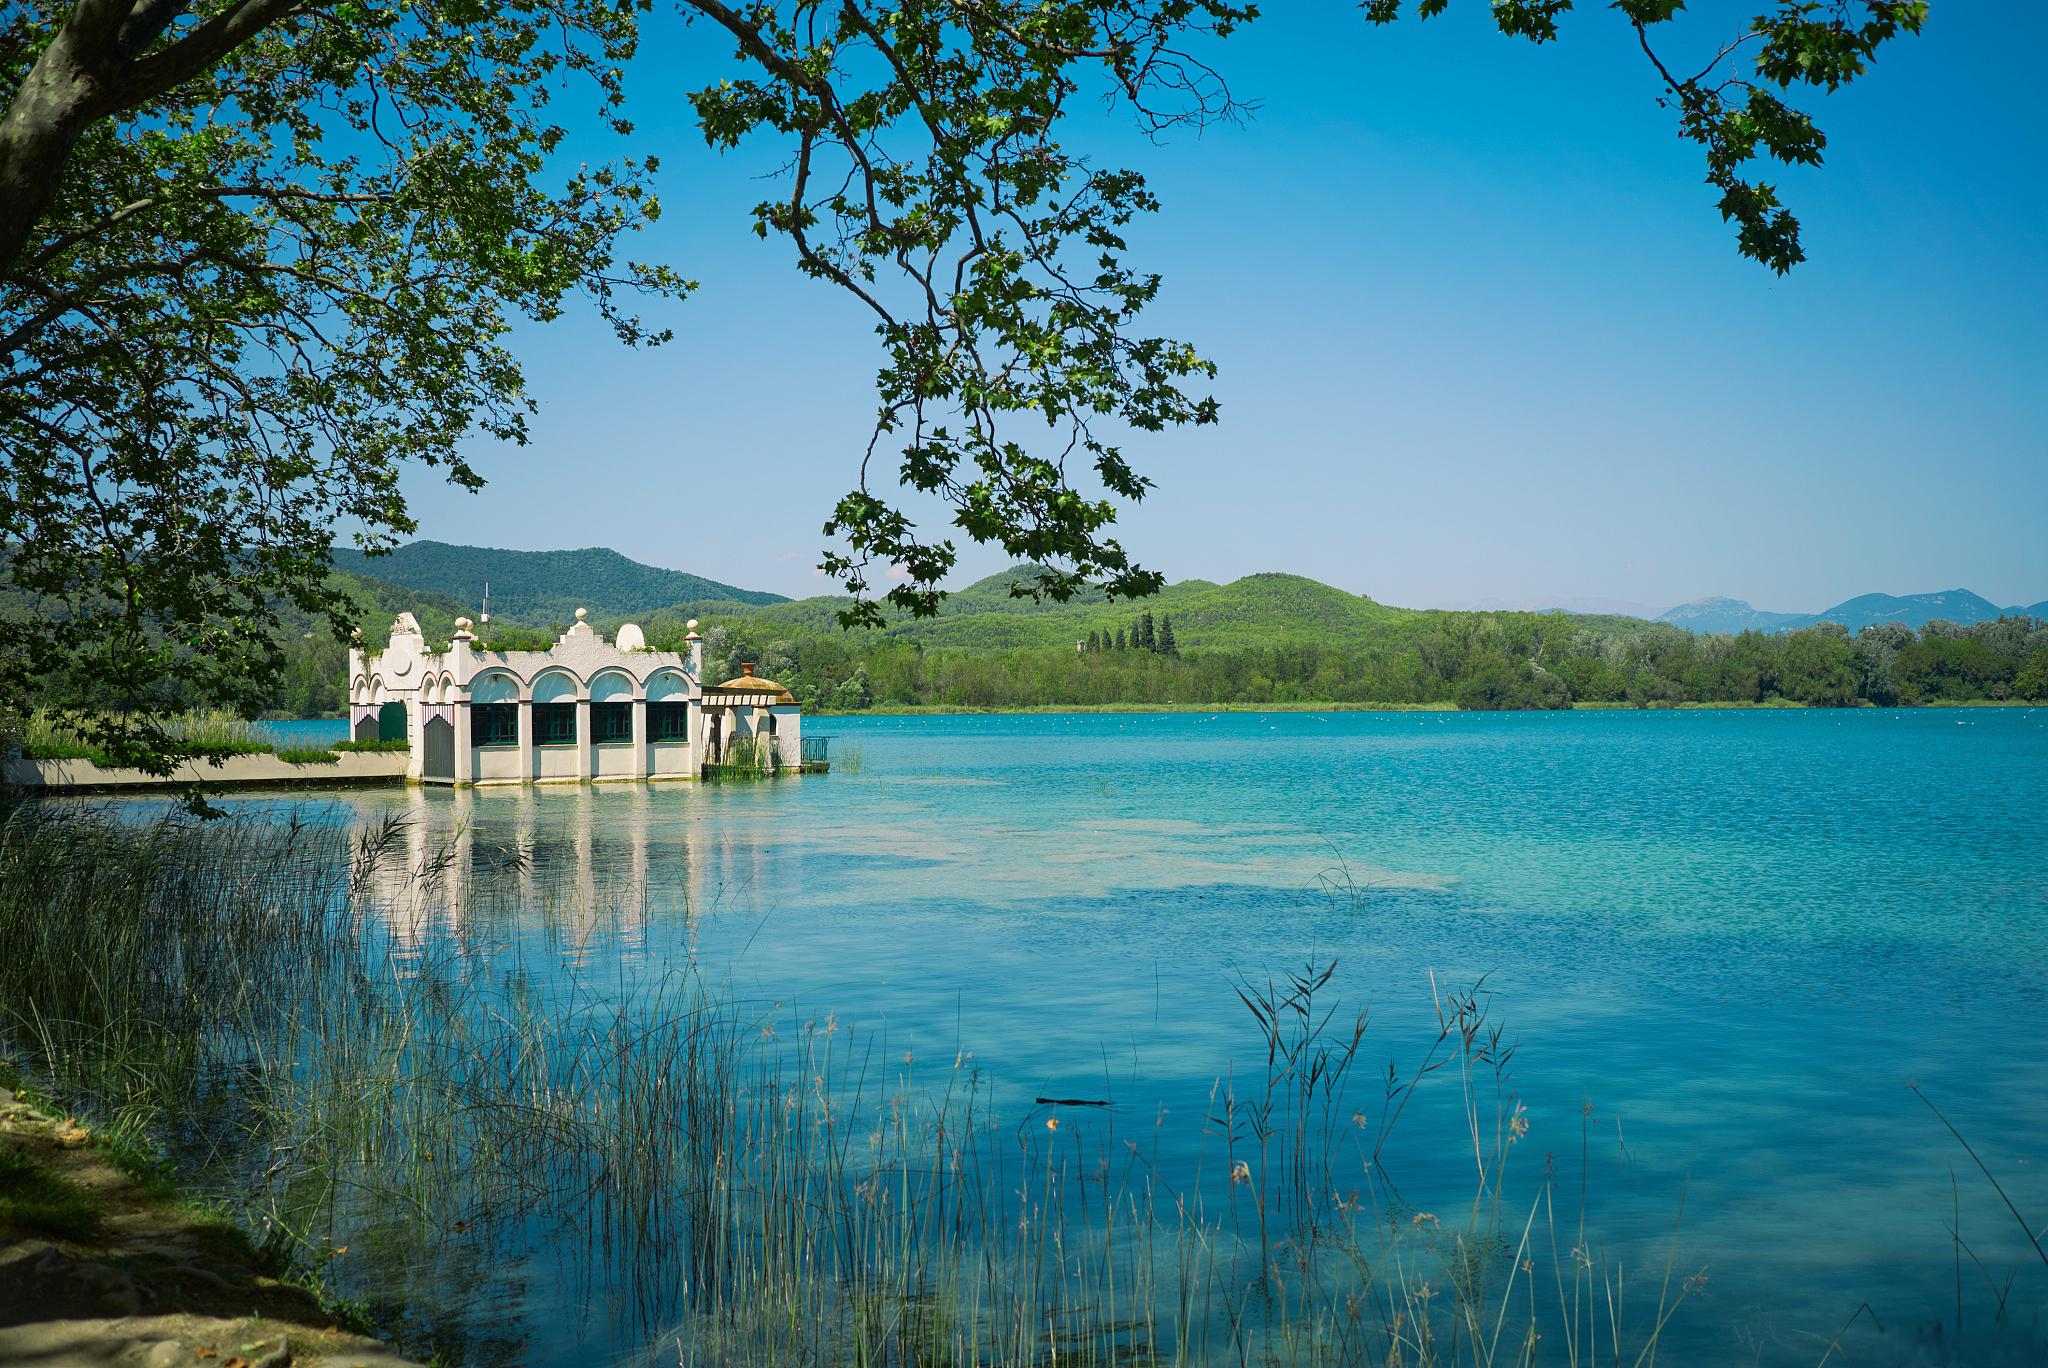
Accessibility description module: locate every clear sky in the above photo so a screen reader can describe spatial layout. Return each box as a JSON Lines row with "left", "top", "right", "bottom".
{"left": 386, "top": 4, "right": 2046, "bottom": 615}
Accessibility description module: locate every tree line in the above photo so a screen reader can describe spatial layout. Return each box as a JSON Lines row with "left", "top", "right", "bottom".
{"left": 252, "top": 605, "right": 2047, "bottom": 720}
{"left": 1082, "top": 612, "right": 1179, "bottom": 656}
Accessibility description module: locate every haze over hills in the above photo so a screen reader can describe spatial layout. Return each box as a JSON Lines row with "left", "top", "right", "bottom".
{"left": 1654, "top": 597, "right": 1811, "bottom": 635}
{"left": 1657, "top": 588, "right": 2042, "bottom": 635}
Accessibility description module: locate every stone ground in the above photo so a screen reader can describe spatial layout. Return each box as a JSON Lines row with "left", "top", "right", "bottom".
{"left": 0, "top": 1082, "right": 420, "bottom": 1368}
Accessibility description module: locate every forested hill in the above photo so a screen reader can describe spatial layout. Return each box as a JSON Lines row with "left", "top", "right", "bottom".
{"left": 650, "top": 567, "right": 1665, "bottom": 654}
{"left": 329, "top": 541, "right": 787, "bottom": 624}
{"left": 260, "top": 552, "right": 2047, "bottom": 715}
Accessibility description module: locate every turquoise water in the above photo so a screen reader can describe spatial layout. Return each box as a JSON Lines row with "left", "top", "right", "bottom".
{"left": 259, "top": 717, "right": 349, "bottom": 745}
{"left": 171, "top": 710, "right": 2048, "bottom": 1360}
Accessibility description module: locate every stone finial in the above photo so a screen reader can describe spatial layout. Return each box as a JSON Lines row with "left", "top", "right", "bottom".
{"left": 686, "top": 619, "right": 699, "bottom": 631}
{"left": 574, "top": 607, "right": 588, "bottom": 621}
{"left": 452, "top": 616, "right": 475, "bottom": 642}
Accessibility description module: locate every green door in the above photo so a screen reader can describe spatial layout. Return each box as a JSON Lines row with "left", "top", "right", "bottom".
{"left": 377, "top": 701, "right": 407, "bottom": 742}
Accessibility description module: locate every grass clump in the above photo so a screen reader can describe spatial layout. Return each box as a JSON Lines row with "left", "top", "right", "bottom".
{"left": 275, "top": 746, "right": 341, "bottom": 765}
{"left": 332, "top": 738, "right": 409, "bottom": 753}
{"left": 704, "top": 732, "right": 779, "bottom": 779}
{"left": 0, "top": 1139, "right": 105, "bottom": 1241}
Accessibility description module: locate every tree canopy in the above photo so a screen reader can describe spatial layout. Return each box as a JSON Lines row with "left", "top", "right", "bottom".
{"left": 1, "top": 0, "right": 1926, "bottom": 773}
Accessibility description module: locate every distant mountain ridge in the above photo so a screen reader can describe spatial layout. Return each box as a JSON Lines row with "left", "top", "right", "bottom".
{"left": 1658, "top": 587, "right": 2039, "bottom": 635}
{"left": 333, "top": 541, "right": 2040, "bottom": 649}
{"left": 1655, "top": 597, "right": 1810, "bottom": 635}
{"left": 330, "top": 541, "right": 787, "bottom": 625}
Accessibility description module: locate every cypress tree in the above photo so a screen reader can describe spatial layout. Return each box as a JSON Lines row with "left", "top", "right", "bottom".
{"left": 1114, "top": 627, "right": 1127, "bottom": 651}
{"left": 1138, "top": 612, "right": 1156, "bottom": 651}
{"left": 1159, "top": 615, "right": 1178, "bottom": 657}
{"left": 1086, "top": 630, "right": 1100, "bottom": 652}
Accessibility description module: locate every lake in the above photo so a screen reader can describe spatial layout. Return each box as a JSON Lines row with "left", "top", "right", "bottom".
{"left": 97, "top": 709, "right": 2048, "bottom": 1362}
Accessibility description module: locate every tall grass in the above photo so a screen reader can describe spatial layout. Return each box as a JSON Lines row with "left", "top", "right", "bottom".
{"left": 14, "top": 708, "right": 299, "bottom": 765}
{"left": 705, "top": 733, "right": 779, "bottom": 780}
{"left": 3, "top": 803, "right": 1943, "bottom": 1367}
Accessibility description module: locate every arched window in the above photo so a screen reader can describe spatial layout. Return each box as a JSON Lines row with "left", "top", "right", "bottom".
{"left": 646, "top": 670, "right": 691, "bottom": 743}
{"left": 469, "top": 671, "right": 521, "bottom": 746}
{"left": 589, "top": 672, "right": 635, "bottom": 744}
{"left": 531, "top": 672, "right": 578, "bottom": 746}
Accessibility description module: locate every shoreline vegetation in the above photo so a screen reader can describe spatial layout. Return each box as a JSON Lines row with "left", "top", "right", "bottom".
{"left": 9, "top": 711, "right": 407, "bottom": 770}
{"left": 0, "top": 806, "right": 1707, "bottom": 1365}
{"left": 1, "top": 806, "right": 2039, "bottom": 1366}
{"left": 0, "top": 1063, "right": 420, "bottom": 1367}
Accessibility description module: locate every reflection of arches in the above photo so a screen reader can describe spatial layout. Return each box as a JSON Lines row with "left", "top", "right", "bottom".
{"left": 422, "top": 715, "right": 455, "bottom": 780}
{"left": 470, "top": 671, "right": 521, "bottom": 704}
{"left": 377, "top": 701, "right": 407, "bottom": 742}
{"left": 531, "top": 670, "right": 579, "bottom": 704}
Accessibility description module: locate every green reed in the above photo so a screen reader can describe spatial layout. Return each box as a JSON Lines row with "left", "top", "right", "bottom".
{"left": 11, "top": 708, "right": 337, "bottom": 767}
{"left": 0, "top": 802, "right": 1725, "bottom": 1366}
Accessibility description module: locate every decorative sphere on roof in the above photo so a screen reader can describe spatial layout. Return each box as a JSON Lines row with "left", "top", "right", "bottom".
{"left": 454, "top": 617, "right": 471, "bottom": 630}
{"left": 686, "top": 619, "right": 699, "bottom": 632}
{"left": 574, "top": 607, "right": 588, "bottom": 621}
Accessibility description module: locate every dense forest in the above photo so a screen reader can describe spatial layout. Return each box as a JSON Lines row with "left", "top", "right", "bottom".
{"left": 660, "top": 613, "right": 2048, "bottom": 713}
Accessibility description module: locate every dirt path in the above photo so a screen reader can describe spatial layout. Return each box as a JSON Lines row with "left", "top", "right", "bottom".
{"left": 0, "top": 1079, "right": 420, "bottom": 1368}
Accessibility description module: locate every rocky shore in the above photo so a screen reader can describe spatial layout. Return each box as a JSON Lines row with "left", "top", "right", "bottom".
{"left": 0, "top": 1078, "right": 418, "bottom": 1368}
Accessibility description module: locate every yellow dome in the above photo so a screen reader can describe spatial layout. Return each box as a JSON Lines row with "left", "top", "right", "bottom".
{"left": 711, "top": 663, "right": 792, "bottom": 697}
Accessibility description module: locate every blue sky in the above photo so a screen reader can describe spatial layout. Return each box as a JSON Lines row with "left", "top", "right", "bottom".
{"left": 388, "top": 4, "right": 2046, "bottom": 614}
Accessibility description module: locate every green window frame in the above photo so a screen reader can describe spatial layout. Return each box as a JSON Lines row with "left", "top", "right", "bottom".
{"left": 648, "top": 701, "right": 689, "bottom": 743}
{"left": 472, "top": 703, "right": 517, "bottom": 747}
{"left": 593, "top": 700, "right": 633, "bottom": 744}
{"left": 534, "top": 701, "right": 577, "bottom": 746}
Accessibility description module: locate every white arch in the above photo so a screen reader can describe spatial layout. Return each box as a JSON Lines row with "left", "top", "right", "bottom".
{"left": 531, "top": 670, "right": 580, "bottom": 704}
{"left": 470, "top": 670, "right": 521, "bottom": 704}
{"left": 646, "top": 669, "right": 691, "bottom": 702}
{"left": 588, "top": 670, "right": 636, "bottom": 702}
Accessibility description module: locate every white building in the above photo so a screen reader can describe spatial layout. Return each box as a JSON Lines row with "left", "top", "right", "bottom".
{"left": 347, "top": 609, "right": 806, "bottom": 785}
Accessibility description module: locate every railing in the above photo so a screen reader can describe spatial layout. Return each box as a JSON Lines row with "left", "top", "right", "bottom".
{"left": 800, "top": 736, "right": 831, "bottom": 765}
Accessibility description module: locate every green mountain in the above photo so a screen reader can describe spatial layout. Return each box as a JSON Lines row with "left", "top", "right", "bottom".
{"left": 642, "top": 564, "right": 1667, "bottom": 657}
{"left": 330, "top": 541, "right": 787, "bottom": 626}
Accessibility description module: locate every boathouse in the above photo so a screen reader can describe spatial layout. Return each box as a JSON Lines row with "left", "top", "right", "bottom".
{"left": 347, "top": 610, "right": 804, "bottom": 785}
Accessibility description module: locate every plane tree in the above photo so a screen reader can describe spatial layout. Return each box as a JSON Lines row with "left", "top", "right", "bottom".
{"left": 0, "top": 0, "right": 1925, "bottom": 773}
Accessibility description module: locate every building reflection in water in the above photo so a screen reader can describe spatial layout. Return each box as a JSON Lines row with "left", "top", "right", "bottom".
{"left": 348, "top": 784, "right": 790, "bottom": 967}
